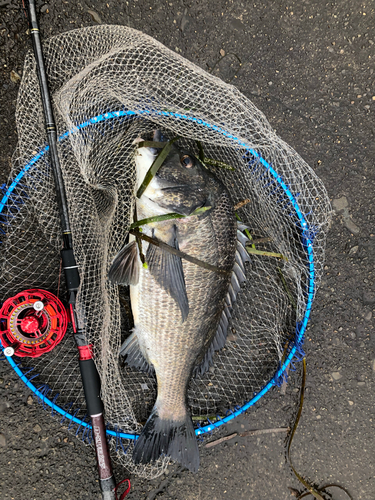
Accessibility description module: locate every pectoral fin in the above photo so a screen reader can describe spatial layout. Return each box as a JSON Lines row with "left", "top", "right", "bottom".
{"left": 108, "top": 240, "right": 140, "bottom": 286}
{"left": 146, "top": 226, "right": 189, "bottom": 322}
{"left": 120, "top": 331, "right": 154, "bottom": 375}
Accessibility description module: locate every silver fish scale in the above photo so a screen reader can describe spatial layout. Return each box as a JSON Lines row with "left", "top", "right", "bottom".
{"left": 134, "top": 189, "right": 237, "bottom": 420}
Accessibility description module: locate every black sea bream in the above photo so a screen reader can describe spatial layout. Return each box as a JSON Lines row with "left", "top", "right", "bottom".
{"left": 108, "top": 133, "right": 250, "bottom": 472}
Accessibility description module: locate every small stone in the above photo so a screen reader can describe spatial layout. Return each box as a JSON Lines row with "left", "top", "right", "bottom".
{"left": 27, "top": 396, "right": 33, "bottom": 405}
{"left": 357, "top": 381, "right": 366, "bottom": 386}
{"left": 33, "top": 424, "right": 41, "bottom": 433}
{"left": 220, "top": 49, "right": 225, "bottom": 57}
{"left": 0, "top": 434, "right": 6, "bottom": 447}
{"left": 344, "top": 218, "right": 360, "bottom": 234}
{"left": 227, "top": 332, "right": 237, "bottom": 342}
{"left": 349, "top": 245, "right": 358, "bottom": 255}
{"left": 268, "top": 81, "right": 273, "bottom": 86}
{"left": 40, "top": 4, "right": 49, "bottom": 13}
{"left": 363, "top": 292, "right": 375, "bottom": 305}
{"left": 372, "top": 359, "right": 375, "bottom": 371}
{"left": 349, "top": 331, "right": 356, "bottom": 339}
{"left": 364, "top": 311, "right": 372, "bottom": 321}
{"left": 0, "top": 401, "right": 10, "bottom": 413}
{"left": 10, "top": 70, "right": 21, "bottom": 84}
{"left": 331, "top": 371, "right": 342, "bottom": 380}
{"left": 63, "top": 437, "right": 68, "bottom": 443}
{"left": 0, "top": 378, "right": 3, "bottom": 384}
{"left": 332, "top": 196, "right": 348, "bottom": 212}
{"left": 348, "top": 401, "right": 354, "bottom": 406}
{"left": 316, "top": 415, "right": 321, "bottom": 419}
{"left": 87, "top": 9, "right": 102, "bottom": 23}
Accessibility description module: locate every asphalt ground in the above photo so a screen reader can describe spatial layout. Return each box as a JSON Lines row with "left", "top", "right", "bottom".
{"left": 0, "top": 0, "right": 374, "bottom": 499}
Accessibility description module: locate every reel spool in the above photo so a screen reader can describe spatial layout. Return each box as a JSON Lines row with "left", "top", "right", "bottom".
{"left": 0, "top": 289, "right": 68, "bottom": 358}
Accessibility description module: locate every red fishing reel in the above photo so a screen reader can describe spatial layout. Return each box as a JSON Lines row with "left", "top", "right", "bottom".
{"left": 0, "top": 289, "right": 68, "bottom": 358}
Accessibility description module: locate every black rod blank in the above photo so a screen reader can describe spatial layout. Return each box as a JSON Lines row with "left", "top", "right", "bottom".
{"left": 26, "top": 0, "right": 71, "bottom": 237}
{"left": 23, "top": 1, "right": 118, "bottom": 498}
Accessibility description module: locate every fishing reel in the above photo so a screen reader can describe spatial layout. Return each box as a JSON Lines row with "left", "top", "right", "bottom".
{"left": 0, "top": 289, "right": 68, "bottom": 358}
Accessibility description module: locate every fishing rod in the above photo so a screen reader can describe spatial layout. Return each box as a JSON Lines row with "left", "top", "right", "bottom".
{"left": 22, "top": 1, "right": 129, "bottom": 498}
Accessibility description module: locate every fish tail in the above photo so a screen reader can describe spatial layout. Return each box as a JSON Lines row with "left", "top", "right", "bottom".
{"left": 133, "top": 405, "right": 199, "bottom": 472}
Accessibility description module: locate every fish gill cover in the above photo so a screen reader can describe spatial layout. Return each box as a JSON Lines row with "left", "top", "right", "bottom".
{"left": 0, "top": 25, "right": 330, "bottom": 478}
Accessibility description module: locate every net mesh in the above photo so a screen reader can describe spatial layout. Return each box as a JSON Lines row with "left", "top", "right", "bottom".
{"left": 0, "top": 25, "right": 330, "bottom": 478}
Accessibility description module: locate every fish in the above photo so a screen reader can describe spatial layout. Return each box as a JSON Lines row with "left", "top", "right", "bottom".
{"left": 108, "top": 132, "right": 250, "bottom": 472}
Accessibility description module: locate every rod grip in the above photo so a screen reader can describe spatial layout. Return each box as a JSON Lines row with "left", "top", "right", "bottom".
{"left": 91, "top": 415, "right": 116, "bottom": 493}
{"left": 79, "top": 358, "right": 104, "bottom": 416}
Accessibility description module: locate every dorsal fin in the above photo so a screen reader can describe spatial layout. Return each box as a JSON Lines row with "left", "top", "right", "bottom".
{"left": 193, "top": 227, "right": 250, "bottom": 377}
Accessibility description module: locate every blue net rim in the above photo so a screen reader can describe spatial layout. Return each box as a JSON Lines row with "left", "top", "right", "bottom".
{"left": 0, "top": 109, "right": 313, "bottom": 439}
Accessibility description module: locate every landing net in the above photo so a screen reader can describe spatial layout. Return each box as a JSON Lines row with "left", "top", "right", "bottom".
{"left": 0, "top": 25, "right": 330, "bottom": 478}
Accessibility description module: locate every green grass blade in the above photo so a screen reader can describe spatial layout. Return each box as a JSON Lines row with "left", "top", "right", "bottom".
{"left": 130, "top": 213, "right": 185, "bottom": 229}
{"left": 203, "top": 157, "right": 235, "bottom": 170}
{"left": 245, "top": 246, "right": 288, "bottom": 261}
{"left": 129, "top": 206, "right": 212, "bottom": 230}
{"left": 137, "top": 141, "right": 167, "bottom": 149}
{"left": 196, "top": 140, "right": 205, "bottom": 162}
{"left": 136, "top": 136, "right": 179, "bottom": 198}
{"left": 235, "top": 212, "right": 256, "bottom": 249}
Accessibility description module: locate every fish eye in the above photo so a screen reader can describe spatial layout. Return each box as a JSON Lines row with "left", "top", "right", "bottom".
{"left": 180, "top": 155, "right": 194, "bottom": 169}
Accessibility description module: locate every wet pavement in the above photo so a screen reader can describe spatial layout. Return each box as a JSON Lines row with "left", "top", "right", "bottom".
{"left": 0, "top": 1, "right": 374, "bottom": 498}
